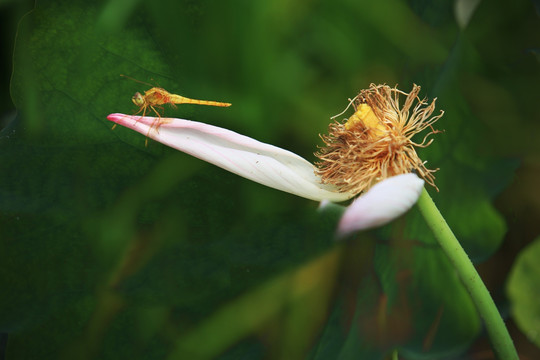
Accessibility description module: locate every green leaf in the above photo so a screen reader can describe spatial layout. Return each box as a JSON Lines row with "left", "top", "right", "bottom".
{"left": 507, "top": 236, "right": 540, "bottom": 348}
{"left": 410, "top": 36, "right": 518, "bottom": 262}
{"left": 310, "top": 228, "right": 481, "bottom": 360}
{"left": 167, "top": 249, "right": 342, "bottom": 360}
{"left": 375, "top": 223, "right": 481, "bottom": 358}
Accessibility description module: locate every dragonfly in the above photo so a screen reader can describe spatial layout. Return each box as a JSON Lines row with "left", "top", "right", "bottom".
{"left": 117, "top": 75, "right": 231, "bottom": 144}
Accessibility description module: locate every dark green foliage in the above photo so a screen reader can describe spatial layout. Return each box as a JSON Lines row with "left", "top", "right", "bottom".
{"left": 1, "top": 0, "right": 537, "bottom": 359}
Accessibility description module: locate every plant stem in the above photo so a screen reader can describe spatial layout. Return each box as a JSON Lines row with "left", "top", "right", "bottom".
{"left": 416, "top": 188, "right": 518, "bottom": 360}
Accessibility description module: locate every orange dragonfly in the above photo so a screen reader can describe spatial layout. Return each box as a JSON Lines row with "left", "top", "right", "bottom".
{"left": 116, "top": 75, "right": 231, "bottom": 143}
{"left": 131, "top": 85, "right": 232, "bottom": 117}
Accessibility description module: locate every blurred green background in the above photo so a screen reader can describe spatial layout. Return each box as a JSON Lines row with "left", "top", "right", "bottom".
{"left": 1, "top": 0, "right": 539, "bottom": 359}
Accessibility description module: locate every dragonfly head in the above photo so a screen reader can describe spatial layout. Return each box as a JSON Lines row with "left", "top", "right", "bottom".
{"left": 132, "top": 92, "right": 146, "bottom": 107}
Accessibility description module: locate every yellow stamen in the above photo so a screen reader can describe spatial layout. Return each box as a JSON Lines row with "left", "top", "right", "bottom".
{"left": 345, "top": 103, "right": 387, "bottom": 137}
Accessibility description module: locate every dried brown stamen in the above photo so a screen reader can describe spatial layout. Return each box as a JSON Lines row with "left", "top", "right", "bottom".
{"left": 315, "top": 84, "right": 443, "bottom": 195}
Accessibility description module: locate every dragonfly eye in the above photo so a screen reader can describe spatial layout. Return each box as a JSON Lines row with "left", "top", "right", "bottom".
{"left": 132, "top": 92, "right": 145, "bottom": 106}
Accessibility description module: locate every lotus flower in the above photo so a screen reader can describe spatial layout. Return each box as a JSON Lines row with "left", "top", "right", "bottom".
{"left": 108, "top": 84, "right": 442, "bottom": 237}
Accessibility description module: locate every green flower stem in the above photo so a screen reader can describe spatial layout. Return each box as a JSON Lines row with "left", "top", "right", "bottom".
{"left": 416, "top": 188, "right": 518, "bottom": 360}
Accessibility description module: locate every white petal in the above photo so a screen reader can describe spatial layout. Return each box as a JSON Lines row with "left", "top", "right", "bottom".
{"left": 337, "top": 174, "right": 424, "bottom": 238}
{"left": 108, "top": 114, "right": 354, "bottom": 202}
